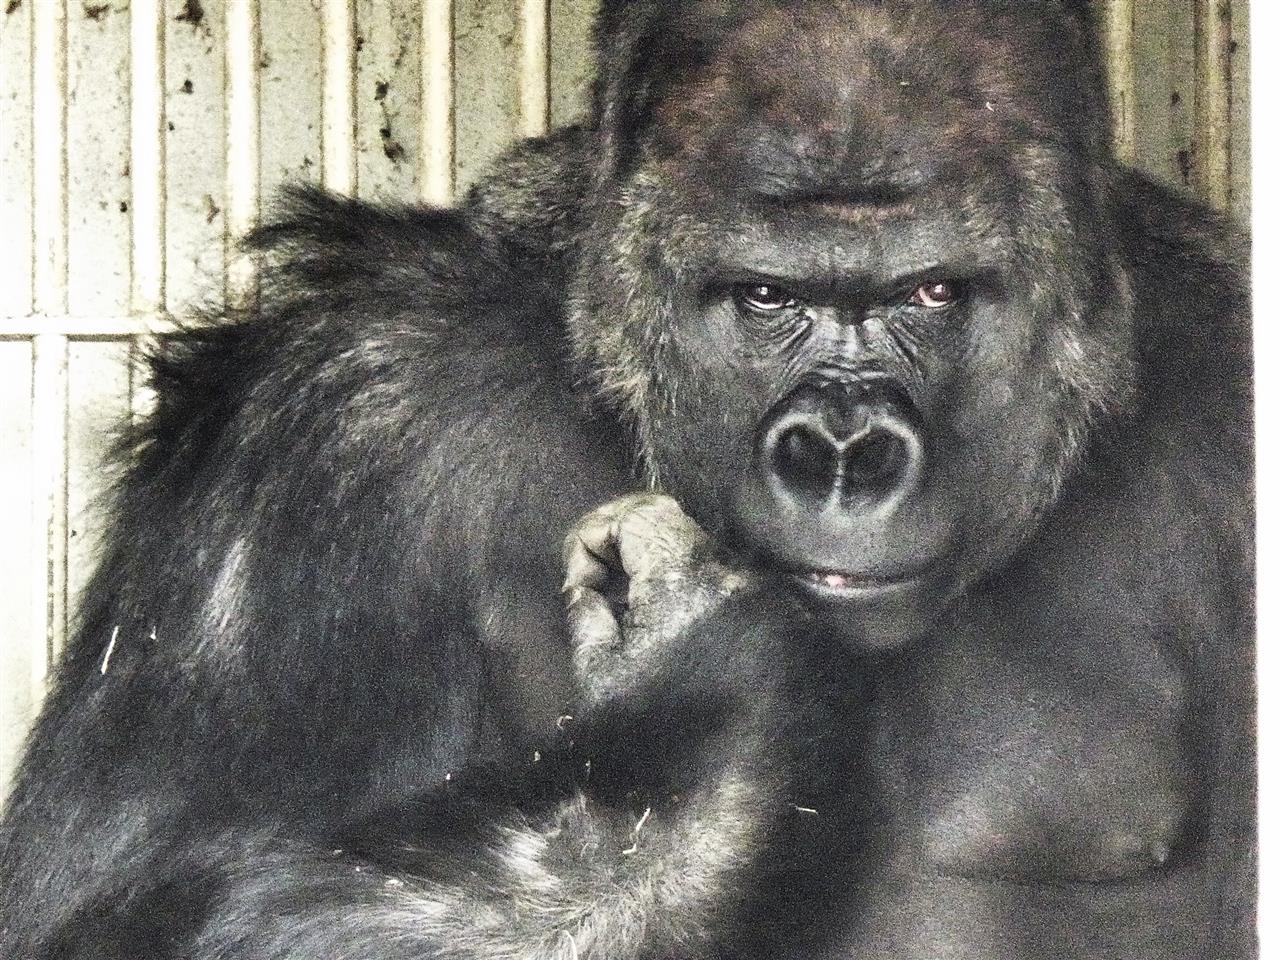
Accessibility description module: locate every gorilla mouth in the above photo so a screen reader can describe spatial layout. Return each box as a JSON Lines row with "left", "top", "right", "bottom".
{"left": 788, "top": 559, "right": 946, "bottom": 598}
{"left": 804, "top": 570, "right": 886, "bottom": 590}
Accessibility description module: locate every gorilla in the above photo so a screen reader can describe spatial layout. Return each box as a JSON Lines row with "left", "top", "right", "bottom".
{"left": 0, "top": 0, "right": 1253, "bottom": 957}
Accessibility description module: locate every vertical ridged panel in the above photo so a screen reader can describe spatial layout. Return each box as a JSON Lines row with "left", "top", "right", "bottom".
{"left": 1132, "top": 1, "right": 1197, "bottom": 193}
{"left": 131, "top": 0, "right": 167, "bottom": 317}
{"left": 66, "top": 342, "right": 133, "bottom": 620}
{"left": 165, "top": 0, "right": 227, "bottom": 312}
{"left": 1195, "top": 0, "right": 1235, "bottom": 210}
{"left": 356, "top": 0, "right": 423, "bottom": 200}
{"left": 66, "top": 1, "right": 132, "bottom": 317}
{"left": 454, "top": 0, "right": 517, "bottom": 194}
{"left": 31, "top": 0, "right": 69, "bottom": 675}
{"left": 258, "top": 0, "right": 324, "bottom": 202}
{"left": 0, "top": 0, "right": 34, "bottom": 320}
{"left": 1228, "top": 0, "right": 1250, "bottom": 222}
{"left": 29, "top": 334, "right": 68, "bottom": 670}
{"left": 549, "top": 0, "right": 597, "bottom": 128}
{"left": 517, "top": 0, "right": 550, "bottom": 137}
{"left": 1103, "top": 0, "right": 1137, "bottom": 166}
{"left": 127, "top": 0, "right": 166, "bottom": 431}
{"left": 1096, "top": 0, "right": 1250, "bottom": 215}
{"left": 33, "top": 0, "right": 68, "bottom": 318}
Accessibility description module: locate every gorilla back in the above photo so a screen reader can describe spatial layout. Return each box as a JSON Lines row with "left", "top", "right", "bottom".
{"left": 0, "top": 1, "right": 1253, "bottom": 958}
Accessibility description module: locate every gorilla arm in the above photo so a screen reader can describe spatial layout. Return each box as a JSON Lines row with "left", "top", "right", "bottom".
{"left": 41, "top": 498, "right": 840, "bottom": 960}
{"left": 176, "top": 496, "right": 835, "bottom": 960}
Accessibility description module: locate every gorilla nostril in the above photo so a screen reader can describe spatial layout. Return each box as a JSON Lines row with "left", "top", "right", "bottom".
{"left": 773, "top": 424, "right": 838, "bottom": 498}
{"left": 757, "top": 385, "right": 923, "bottom": 511}
{"left": 841, "top": 430, "right": 909, "bottom": 489}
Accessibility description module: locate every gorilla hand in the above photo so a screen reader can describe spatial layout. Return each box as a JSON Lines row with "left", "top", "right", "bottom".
{"left": 563, "top": 493, "right": 758, "bottom": 711}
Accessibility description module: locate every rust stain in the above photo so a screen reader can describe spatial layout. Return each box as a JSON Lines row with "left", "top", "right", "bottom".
{"left": 380, "top": 126, "right": 406, "bottom": 164}
{"left": 175, "top": 0, "right": 204, "bottom": 27}
{"left": 202, "top": 194, "right": 221, "bottom": 225}
{"left": 1177, "top": 148, "right": 1194, "bottom": 187}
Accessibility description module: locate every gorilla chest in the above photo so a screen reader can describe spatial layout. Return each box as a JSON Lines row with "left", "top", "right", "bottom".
{"left": 779, "top": 612, "right": 1210, "bottom": 960}
{"left": 867, "top": 607, "right": 1191, "bottom": 885}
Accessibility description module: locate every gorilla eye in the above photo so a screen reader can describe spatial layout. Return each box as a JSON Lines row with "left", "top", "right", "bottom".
{"left": 734, "top": 283, "right": 799, "bottom": 314}
{"left": 909, "top": 280, "right": 962, "bottom": 308}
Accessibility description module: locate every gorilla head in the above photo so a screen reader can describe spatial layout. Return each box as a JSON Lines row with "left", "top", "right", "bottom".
{"left": 569, "top": 0, "right": 1136, "bottom": 648}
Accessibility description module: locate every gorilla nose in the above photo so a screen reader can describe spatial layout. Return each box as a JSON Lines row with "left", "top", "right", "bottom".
{"left": 758, "top": 379, "right": 923, "bottom": 513}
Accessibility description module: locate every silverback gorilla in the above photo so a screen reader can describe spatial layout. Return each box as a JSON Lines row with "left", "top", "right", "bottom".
{"left": 0, "top": 1, "right": 1253, "bottom": 957}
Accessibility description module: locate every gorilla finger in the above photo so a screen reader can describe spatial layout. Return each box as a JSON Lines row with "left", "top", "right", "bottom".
{"left": 563, "top": 530, "right": 619, "bottom": 594}
{"left": 568, "top": 492, "right": 677, "bottom": 551}
{"left": 566, "top": 586, "right": 622, "bottom": 652}
{"left": 614, "top": 500, "right": 704, "bottom": 580}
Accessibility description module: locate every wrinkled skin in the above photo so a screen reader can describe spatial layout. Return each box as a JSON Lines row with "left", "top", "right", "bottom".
{"left": 0, "top": 1, "right": 1253, "bottom": 958}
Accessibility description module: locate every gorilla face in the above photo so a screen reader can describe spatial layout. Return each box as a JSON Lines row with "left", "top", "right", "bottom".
{"left": 571, "top": 0, "right": 1136, "bottom": 649}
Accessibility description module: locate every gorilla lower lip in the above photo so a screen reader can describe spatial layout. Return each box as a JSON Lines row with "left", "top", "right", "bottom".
{"left": 796, "top": 568, "right": 922, "bottom": 594}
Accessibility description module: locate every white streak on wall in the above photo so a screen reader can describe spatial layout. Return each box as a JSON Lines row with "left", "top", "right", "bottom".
{"left": 225, "top": 0, "right": 262, "bottom": 308}
{"left": 1105, "top": 0, "right": 1137, "bottom": 166}
{"left": 130, "top": 0, "right": 166, "bottom": 423}
{"left": 517, "top": 0, "right": 550, "bottom": 138}
{"left": 322, "top": 0, "right": 357, "bottom": 194}
{"left": 420, "top": 0, "right": 455, "bottom": 205}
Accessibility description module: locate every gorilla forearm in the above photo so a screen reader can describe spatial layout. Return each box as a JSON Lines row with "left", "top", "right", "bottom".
{"left": 185, "top": 768, "right": 771, "bottom": 960}
{"left": 129, "top": 505, "right": 834, "bottom": 960}
{"left": 35, "top": 768, "right": 773, "bottom": 960}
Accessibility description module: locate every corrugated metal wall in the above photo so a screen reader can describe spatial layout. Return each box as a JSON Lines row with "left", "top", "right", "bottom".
{"left": 0, "top": 0, "right": 1251, "bottom": 802}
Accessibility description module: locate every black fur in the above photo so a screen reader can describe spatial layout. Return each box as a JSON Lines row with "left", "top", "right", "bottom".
{"left": 0, "top": 1, "right": 1252, "bottom": 958}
